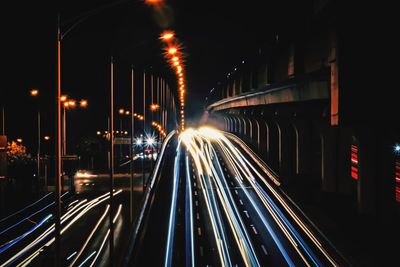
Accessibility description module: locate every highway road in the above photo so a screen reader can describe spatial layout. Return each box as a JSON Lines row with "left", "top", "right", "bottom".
{"left": 1, "top": 128, "right": 346, "bottom": 266}
{"left": 0, "top": 171, "right": 147, "bottom": 266}
{"left": 126, "top": 127, "right": 346, "bottom": 267}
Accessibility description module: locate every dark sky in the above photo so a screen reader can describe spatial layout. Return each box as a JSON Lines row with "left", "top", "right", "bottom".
{"left": 1, "top": 0, "right": 308, "bottom": 154}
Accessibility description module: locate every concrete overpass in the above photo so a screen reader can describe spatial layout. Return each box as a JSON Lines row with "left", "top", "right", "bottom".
{"left": 201, "top": 0, "right": 399, "bottom": 221}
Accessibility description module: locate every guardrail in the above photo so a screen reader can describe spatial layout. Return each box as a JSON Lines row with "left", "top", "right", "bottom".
{"left": 122, "top": 130, "right": 176, "bottom": 266}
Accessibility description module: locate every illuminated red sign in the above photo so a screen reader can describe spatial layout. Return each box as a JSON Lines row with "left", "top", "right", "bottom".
{"left": 350, "top": 145, "right": 359, "bottom": 180}
{"left": 396, "top": 160, "right": 400, "bottom": 203}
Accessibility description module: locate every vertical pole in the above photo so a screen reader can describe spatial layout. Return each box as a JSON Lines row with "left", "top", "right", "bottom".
{"left": 119, "top": 117, "right": 122, "bottom": 159}
{"left": 142, "top": 71, "right": 145, "bottom": 190}
{"left": 109, "top": 56, "right": 115, "bottom": 265}
{"left": 161, "top": 79, "right": 164, "bottom": 138}
{"left": 166, "top": 84, "right": 169, "bottom": 132}
{"left": 55, "top": 15, "right": 62, "bottom": 267}
{"left": 130, "top": 67, "right": 134, "bottom": 223}
{"left": 157, "top": 77, "right": 160, "bottom": 148}
{"left": 62, "top": 107, "right": 66, "bottom": 156}
{"left": 37, "top": 110, "right": 41, "bottom": 191}
{"left": 150, "top": 74, "right": 153, "bottom": 169}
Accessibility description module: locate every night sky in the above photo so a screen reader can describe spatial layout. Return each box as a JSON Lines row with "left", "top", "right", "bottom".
{"left": 1, "top": 0, "right": 309, "bottom": 155}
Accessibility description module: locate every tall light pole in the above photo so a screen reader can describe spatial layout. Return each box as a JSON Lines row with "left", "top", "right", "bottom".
{"left": 142, "top": 71, "right": 146, "bottom": 189}
{"left": 130, "top": 66, "right": 135, "bottom": 223}
{"left": 56, "top": 16, "right": 62, "bottom": 266}
{"left": 109, "top": 56, "right": 115, "bottom": 264}
{"left": 30, "top": 89, "right": 40, "bottom": 192}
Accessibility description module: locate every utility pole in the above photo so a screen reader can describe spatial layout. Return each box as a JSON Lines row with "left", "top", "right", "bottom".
{"left": 109, "top": 57, "right": 115, "bottom": 265}
{"left": 55, "top": 15, "right": 62, "bottom": 267}
{"left": 142, "top": 71, "right": 146, "bottom": 190}
{"left": 130, "top": 66, "right": 134, "bottom": 223}
{"left": 150, "top": 73, "right": 154, "bottom": 170}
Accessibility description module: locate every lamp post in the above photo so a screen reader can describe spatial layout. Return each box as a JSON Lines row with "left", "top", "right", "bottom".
{"left": 30, "top": 89, "right": 40, "bottom": 192}
{"left": 130, "top": 66, "right": 135, "bottom": 223}
{"left": 57, "top": 1, "right": 165, "bottom": 264}
{"left": 43, "top": 135, "right": 50, "bottom": 190}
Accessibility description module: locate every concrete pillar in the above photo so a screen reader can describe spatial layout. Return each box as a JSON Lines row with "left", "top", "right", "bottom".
{"left": 276, "top": 120, "right": 296, "bottom": 183}
{"left": 241, "top": 116, "right": 247, "bottom": 137}
{"left": 266, "top": 121, "right": 279, "bottom": 172}
{"left": 292, "top": 120, "right": 311, "bottom": 175}
{"left": 258, "top": 120, "right": 268, "bottom": 161}
{"left": 320, "top": 126, "right": 338, "bottom": 192}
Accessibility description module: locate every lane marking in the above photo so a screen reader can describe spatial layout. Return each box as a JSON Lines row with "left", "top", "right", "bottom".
{"left": 195, "top": 200, "right": 198, "bottom": 207}
{"left": 200, "top": 246, "right": 204, "bottom": 257}
{"left": 198, "top": 227, "right": 202, "bottom": 236}
{"left": 196, "top": 212, "right": 200, "bottom": 220}
{"left": 239, "top": 199, "right": 243, "bottom": 205}
{"left": 250, "top": 224, "right": 258, "bottom": 235}
{"left": 261, "top": 245, "right": 268, "bottom": 255}
{"left": 243, "top": 210, "right": 249, "bottom": 218}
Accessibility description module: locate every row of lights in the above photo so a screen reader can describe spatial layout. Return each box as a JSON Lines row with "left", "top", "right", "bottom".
{"left": 97, "top": 130, "right": 129, "bottom": 136}
{"left": 61, "top": 95, "right": 88, "bottom": 109}
{"left": 160, "top": 31, "right": 186, "bottom": 131}
{"left": 118, "top": 108, "right": 144, "bottom": 120}
{"left": 151, "top": 121, "right": 167, "bottom": 137}
{"left": 13, "top": 136, "right": 51, "bottom": 144}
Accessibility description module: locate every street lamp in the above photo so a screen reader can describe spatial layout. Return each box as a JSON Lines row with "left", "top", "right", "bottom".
{"left": 30, "top": 88, "right": 41, "bottom": 191}
{"left": 62, "top": 97, "right": 88, "bottom": 155}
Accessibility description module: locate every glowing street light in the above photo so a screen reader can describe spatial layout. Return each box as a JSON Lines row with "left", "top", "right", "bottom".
{"left": 160, "top": 31, "right": 174, "bottom": 42}
{"left": 68, "top": 100, "right": 76, "bottom": 107}
{"left": 44, "top": 136, "right": 50, "bottom": 141}
{"left": 16, "top": 138, "right": 23, "bottom": 143}
{"left": 150, "top": 104, "right": 160, "bottom": 111}
{"left": 145, "top": 0, "right": 164, "bottom": 6}
{"left": 30, "top": 89, "right": 39, "bottom": 96}
{"left": 80, "top": 99, "right": 88, "bottom": 107}
{"left": 60, "top": 95, "right": 67, "bottom": 102}
{"left": 168, "top": 47, "right": 178, "bottom": 55}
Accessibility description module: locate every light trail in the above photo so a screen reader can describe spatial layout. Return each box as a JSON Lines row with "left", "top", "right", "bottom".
{"left": 0, "top": 192, "right": 54, "bottom": 223}
{"left": 0, "top": 192, "right": 69, "bottom": 237}
{"left": 179, "top": 127, "right": 338, "bottom": 267}
{"left": 164, "top": 140, "right": 182, "bottom": 267}
{"left": 78, "top": 250, "right": 97, "bottom": 267}
{"left": 2, "top": 190, "right": 122, "bottom": 267}
{"left": 0, "top": 214, "right": 52, "bottom": 254}
{"left": 89, "top": 203, "right": 123, "bottom": 267}
{"left": 185, "top": 154, "right": 195, "bottom": 267}
{"left": 68, "top": 205, "right": 110, "bottom": 266}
